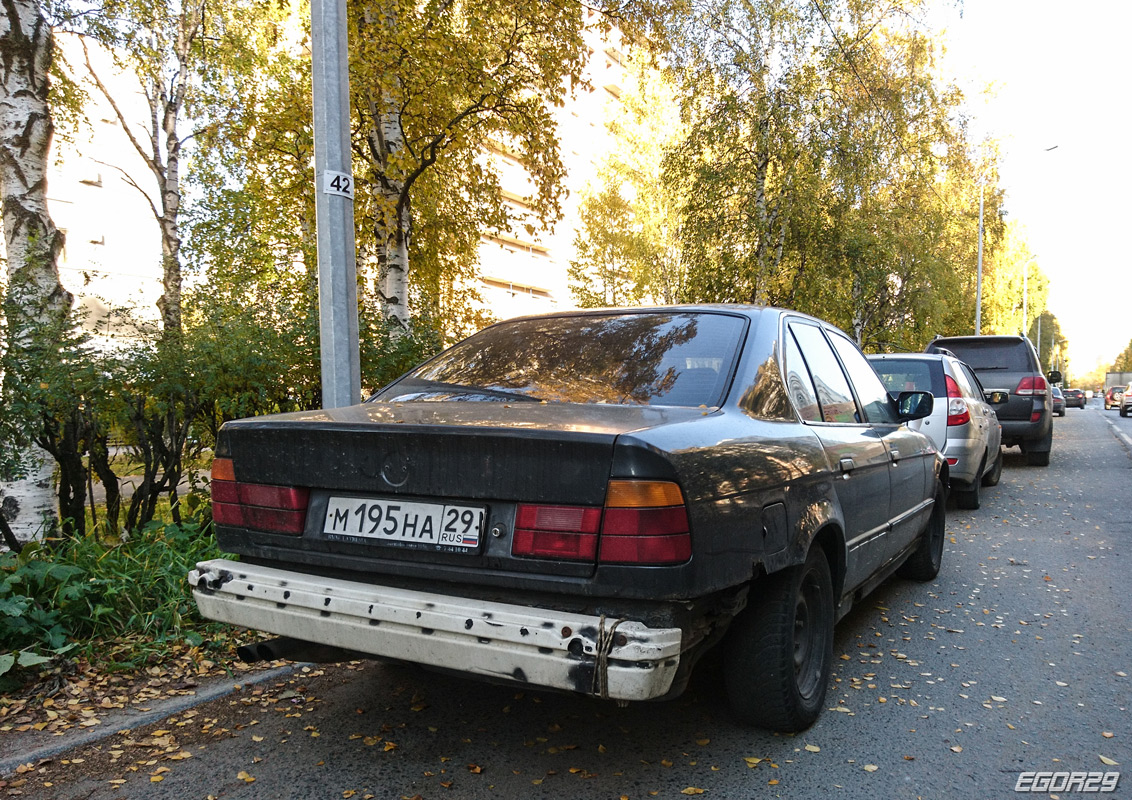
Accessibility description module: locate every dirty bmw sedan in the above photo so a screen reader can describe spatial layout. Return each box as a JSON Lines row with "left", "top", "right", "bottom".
{"left": 189, "top": 306, "right": 946, "bottom": 732}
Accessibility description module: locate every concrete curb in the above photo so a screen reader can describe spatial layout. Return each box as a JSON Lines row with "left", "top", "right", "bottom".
{"left": 0, "top": 663, "right": 296, "bottom": 776}
{"left": 1101, "top": 413, "right": 1132, "bottom": 450}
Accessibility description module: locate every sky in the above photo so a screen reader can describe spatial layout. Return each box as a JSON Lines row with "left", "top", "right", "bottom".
{"left": 929, "top": 0, "right": 1132, "bottom": 374}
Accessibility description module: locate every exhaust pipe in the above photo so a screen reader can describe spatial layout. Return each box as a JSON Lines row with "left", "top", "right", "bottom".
{"left": 237, "top": 636, "right": 368, "bottom": 664}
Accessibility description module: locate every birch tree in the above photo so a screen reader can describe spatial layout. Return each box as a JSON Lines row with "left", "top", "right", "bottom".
{"left": 0, "top": 0, "right": 73, "bottom": 542}
{"left": 350, "top": 0, "right": 668, "bottom": 332}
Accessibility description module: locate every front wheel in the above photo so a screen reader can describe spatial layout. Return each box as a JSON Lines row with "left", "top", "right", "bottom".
{"left": 723, "top": 547, "right": 834, "bottom": 733}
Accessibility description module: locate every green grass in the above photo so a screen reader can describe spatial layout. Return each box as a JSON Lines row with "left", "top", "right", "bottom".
{"left": 0, "top": 515, "right": 237, "bottom": 682}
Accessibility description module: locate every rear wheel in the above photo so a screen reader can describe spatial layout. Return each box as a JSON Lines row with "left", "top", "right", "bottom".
{"left": 981, "top": 447, "right": 1003, "bottom": 487}
{"left": 954, "top": 474, "right": 981, "bottom": 509}
{"left": 954, "top": 455, "right": 983, "bottom": 510}
{"left": 723, "top": 547, "right": 834, "bottom": 733}
{"left": 900, "top": 482, "right": 946, "bottom": 581}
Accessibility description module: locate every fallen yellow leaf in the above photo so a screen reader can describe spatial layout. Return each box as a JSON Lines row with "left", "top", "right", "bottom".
{"left": 805, "top": 744, "right": 820, "bottom": 753}
{"left": 237, "top": 771, "right": 256, "bottom": 783}
{"left": 864, "top": 764, "right": 879, "bottom": 772}
{"left": 681, "top": 788, "right": 705, "bottom": 795}
{"left": 1099, "top": 755, "right": 1119, "bottom": 766}
{"left": 950, "top": 746, "right": 963, "bottom": 753}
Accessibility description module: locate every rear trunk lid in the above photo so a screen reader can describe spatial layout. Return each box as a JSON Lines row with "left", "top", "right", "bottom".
{"left": 214, "top": 401, "right": 702, "bottom": 580}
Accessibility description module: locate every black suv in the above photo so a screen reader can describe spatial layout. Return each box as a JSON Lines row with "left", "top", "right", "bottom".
{"left": 926, "top": 335, "right": 1060, "bottom": 466}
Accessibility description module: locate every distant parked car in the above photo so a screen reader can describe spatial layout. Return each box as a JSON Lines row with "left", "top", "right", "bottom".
{"left": 870, "top": 351, "right": 1007, "bottom": 510}
{"left": 1062, "top": 388, "right": 1086, "bottom": 408}
{"left": 1121, "top": 384, "right": 1132, "bottom": 417}
{"left": 1105, "top": 386, "right": 1124, "bottom": 410}
{"left": 926, "top": 335, "right": 1058, "bottom": 467}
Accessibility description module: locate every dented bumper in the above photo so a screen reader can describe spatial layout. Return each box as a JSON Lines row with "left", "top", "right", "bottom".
{"left": 188, "top": 558, "right": 684, "bottom": 702}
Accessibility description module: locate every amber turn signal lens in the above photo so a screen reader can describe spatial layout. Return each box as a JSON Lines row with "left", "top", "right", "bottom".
{"left": 605, "top": 480, "right": 684, "bottom": 508}
{"left": 211, "top": 458, "right": 235, "bottom": 482}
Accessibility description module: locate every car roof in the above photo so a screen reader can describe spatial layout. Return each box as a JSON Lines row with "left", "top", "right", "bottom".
{"left": 930, "top": 334, "right": 1027, "bottom": 344}
{"left": 867, "top": 352, "right": 948, "bottom": 362}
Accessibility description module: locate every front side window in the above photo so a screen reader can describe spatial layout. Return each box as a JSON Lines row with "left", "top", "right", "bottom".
{"left": 375, "top": 312, "right": 747, "bottom": 407}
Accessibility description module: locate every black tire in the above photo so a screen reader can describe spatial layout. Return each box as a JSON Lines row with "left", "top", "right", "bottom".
{"left": 1026, "top": 449, "right": 1051, "bottom": 466}
{"left": 723, "top": 547, "right": 834, "bottom": 733}
{"left": 981, "top": 447, "right": 1003, "bottom": 487}
{"left": 954, "top": 474, "right": 980, "bottom": 510}
{"left": 900, "top": 482, "right": 946, "bottom": 581}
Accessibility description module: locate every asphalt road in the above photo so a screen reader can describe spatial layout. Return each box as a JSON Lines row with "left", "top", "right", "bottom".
{"left": 7, "top": 404, "right": 1131, "bottom": 799}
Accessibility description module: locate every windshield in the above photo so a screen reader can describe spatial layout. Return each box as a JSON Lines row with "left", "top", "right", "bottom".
{"left": 375, "top": 311, "right": 747, "bottom": 407}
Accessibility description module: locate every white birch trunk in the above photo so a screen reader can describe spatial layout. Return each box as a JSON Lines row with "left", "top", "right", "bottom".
{"left": 375, "top": 104, "right": 411, "bottom": 330}
{"left": 0, "top": 0, "right": 73, "bottom": 542}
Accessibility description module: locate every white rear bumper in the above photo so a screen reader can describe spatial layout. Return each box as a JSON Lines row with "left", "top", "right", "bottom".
{"left": 188, "top": 558, "right": 683, "bottom": 702}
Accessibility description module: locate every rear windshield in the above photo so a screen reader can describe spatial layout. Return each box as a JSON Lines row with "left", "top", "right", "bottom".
{"left": 376, "top": 312, "right": 746, "bottom": 407}
{"left": 869, "top": 358, "right": 944, "bottom": 397}
{"left": 935, "top": 340, "right": 1033, "bottom": 372}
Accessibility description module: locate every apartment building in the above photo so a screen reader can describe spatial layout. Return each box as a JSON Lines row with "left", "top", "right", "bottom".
{"left": 476, "top": 19, "right": 629, "bottom": 320}
{"left": 45, "top": 20, "right": 630, "bottom": 338}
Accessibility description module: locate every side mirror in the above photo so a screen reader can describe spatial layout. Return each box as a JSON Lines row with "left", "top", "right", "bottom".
{"left": 896, "top": 390, "right": 934, "bottom": 422}
{"left": 1048, "top": 370, "right": 1063, "bottom": 384}
{"left": 985, "top": 390, "right": 1010, "bottom": 405}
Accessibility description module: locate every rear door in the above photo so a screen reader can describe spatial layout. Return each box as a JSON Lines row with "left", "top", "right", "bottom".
{"left": 785, "top": 321, "right": 892, "bottom": 585}
{"left": 828, "top": 334, "right": 933, "bottom": 563}
{"left": 955, "top": 361, "right": 1002, "bottom": 454}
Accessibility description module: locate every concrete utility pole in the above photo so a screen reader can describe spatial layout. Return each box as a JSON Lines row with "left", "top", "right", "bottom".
{"left": 312, "top": 0, "right": 361, "bottom": 409}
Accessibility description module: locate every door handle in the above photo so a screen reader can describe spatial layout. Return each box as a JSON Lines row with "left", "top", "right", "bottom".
{"left": 839, "top": 457, "right": 856, "bottom": 474}
{"left": 889, "top": 448, "right": 901, "bottom": 463}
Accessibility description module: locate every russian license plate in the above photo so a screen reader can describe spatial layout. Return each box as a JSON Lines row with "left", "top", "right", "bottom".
{"left": 323, "top": 496, "right": 485, "bottom": 550}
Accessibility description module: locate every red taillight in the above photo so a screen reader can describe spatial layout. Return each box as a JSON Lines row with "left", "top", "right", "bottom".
{"left": 1015, "top": 376, "right": 1048, "bottom": 396}
{"left": 512, "top": 504, "right": 601, "bottom": 561}
{"left": 945, "top": 375, "right": 970, "bottom": 426}
{"left": 210, "top": 458, "right": 309, "bottom": 535}
{"left": 511, "top": 480, "right": 692, "bottom": 566}
{"left": 599, "top": 480, "right": 691, "bottom": 565}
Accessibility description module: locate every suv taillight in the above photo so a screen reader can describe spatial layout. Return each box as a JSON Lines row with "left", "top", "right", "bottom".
{"left": 1015, "top": 376, "right": 1048, "bottom": 396}
{"left": 945, "top": 375, "right": 970, "bottom": 426}
{"left": 210, "top": 458, "right": 309, "bottom": 534}
{"left": 512, "top": 480, "right": 691, "bottom": 565}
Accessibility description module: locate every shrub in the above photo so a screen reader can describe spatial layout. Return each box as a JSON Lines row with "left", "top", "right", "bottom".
{"left": 0, "top": 521, "right": 230, "bottom": 679}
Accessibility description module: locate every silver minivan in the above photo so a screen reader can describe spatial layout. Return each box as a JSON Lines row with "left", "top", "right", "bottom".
{"left": 869, "top": 352, "right": 1007, "bottom": 510}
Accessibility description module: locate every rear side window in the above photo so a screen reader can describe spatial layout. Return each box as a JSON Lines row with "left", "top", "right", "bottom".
{"left": 379, "top": 312, "right": 746, "bottom": 407}
{"left": 789, "top": 323, "right": 859, "bottom": 424}
{"left": 871, "top": 358, "right": 944, "bottom": 397}
{"left": 936, "top": 340, "right": 1034, "bottom": 372}
{"left": 784, "top": 330, "right": 822, "bottom": 422}
{"left": 828, "top": 334, "right": 896, "bottom": 424}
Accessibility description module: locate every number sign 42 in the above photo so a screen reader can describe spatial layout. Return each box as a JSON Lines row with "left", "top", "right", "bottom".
{"left": 321, "top": 170, "right": 355, "bottom": 199}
